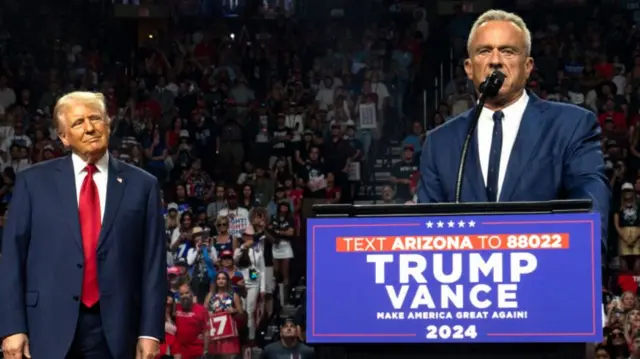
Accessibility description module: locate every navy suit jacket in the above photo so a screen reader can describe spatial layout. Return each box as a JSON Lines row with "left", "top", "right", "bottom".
{"left": 0, "top": 155, "right": 167, "bottom": 359}
{"left": 418, "top": 94, "right": 610, "bottom": 238}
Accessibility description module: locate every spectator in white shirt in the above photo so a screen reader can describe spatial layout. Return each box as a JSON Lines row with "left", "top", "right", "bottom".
{"left": 217, "top": 187, "right": 250, "bottom": 238}
{"left": 233, "top": 223, "right": 266, "bottom": 340}
{"left": 1, "top": 121, "right": 32, "bottom": 162}
{"left": 7, "top": 144, "right": 31, "bottom": 173}
{"left": 285, "top": 104, "right": 304, "bottom": 143}
{"left": 315, "top": 76, "right": 335, "bottom": 111}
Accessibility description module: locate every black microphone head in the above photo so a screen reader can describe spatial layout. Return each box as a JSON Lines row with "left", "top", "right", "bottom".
{"left": 479, "top": 71, "right": 506, "bottom": 99}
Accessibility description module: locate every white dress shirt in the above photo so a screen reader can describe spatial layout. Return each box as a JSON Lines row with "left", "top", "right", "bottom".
{"left": 71, "top": 152, "right": 158, "bottom": 342}
{"left": 71, "top": 152, "right": 109, "bottom": 220}
{"left": 476, "top": 91, "right": 529, "bottom": 201}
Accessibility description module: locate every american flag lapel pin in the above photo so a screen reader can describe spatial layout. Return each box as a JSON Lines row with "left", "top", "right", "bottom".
{"left": 117, "top": 177, "right": 123, "bottom": 183}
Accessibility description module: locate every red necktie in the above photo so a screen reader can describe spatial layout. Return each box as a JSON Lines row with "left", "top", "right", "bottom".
{"left": 79, "top": 164, "right": 101, "bottom": 307}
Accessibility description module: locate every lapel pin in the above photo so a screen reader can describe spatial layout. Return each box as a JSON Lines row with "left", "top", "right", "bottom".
{"left": 117, "top": 177, "right": 123, "bottom": 183}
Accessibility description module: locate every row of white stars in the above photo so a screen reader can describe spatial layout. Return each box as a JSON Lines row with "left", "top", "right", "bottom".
{"left": 425, "top": 220, "right": 476, "bottom": 228}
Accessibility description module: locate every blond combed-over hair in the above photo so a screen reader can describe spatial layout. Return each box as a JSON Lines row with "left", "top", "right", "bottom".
{"left": 53, "top": 91, "right": 110, "bottom": 132}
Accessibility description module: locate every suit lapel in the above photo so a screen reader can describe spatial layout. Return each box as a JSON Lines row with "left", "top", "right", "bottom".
{"left": 55, "top": 156, "right": 83, "bottom": 251}
{"left": 464, "top": 111, "right": 488, "bottom": 202}
{"left": 97, "top": 157, "right": 126, "bottom": 251}
{"left": 499, "top": 93, "right": 550, "bottom": 201}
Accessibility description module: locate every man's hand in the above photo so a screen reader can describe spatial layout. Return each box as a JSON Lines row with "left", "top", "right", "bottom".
{"left": 135, "top": 338, "right": 159, "bottom": 359}
{"left": 2, "top": 333, "right": 31, "bottom": 359}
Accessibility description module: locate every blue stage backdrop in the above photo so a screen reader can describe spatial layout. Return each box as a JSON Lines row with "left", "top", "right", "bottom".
{"left": 306, "top": 213, "right": 601, "bottom": 343}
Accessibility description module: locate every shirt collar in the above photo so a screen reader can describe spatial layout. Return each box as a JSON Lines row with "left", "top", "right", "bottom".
{"left": 482, "top": 91, "right": 529, "bottom": 119}
{"left": 71, "top": 151, "right": 109, "bottom": 175}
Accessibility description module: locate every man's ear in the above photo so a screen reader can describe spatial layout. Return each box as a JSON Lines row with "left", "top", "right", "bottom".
{"left": 525, "top": 57, "right": 535, "bottom": 79}
{"left": 58, "top": 131, "right": 69, "bottom": 148}
{"left": 464, "top": 58, "right": 473, "bottom": 80}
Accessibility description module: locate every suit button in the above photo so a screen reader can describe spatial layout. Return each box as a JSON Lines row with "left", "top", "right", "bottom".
{"left": 77, "top": 264, "right": 83, "bottom": 269}
{"left": 72, "top": 296, "right": 79, "bottom": 302}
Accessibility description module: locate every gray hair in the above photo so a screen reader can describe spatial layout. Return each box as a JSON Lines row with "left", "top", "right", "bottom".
{"left": 467, "top": 9, "right": 532, "bottom": 57}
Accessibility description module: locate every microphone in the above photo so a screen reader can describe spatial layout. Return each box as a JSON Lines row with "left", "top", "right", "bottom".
{"left": 478, "top": 71, "right": 506, "bottom": 100}
{"left": 454, "top": 71, "right": 506, "bottom": 203}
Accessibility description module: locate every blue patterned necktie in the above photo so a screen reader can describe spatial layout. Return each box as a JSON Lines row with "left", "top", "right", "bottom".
{"left": 486, "top": 111, "right": 504, "bottom": 202}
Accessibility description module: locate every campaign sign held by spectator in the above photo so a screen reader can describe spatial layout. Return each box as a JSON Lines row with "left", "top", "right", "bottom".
{"left": 306, "top": 213, "right": 602, "bottom": 343}
{"left": 209, "top": 311, "right": 238, "bottom": 340}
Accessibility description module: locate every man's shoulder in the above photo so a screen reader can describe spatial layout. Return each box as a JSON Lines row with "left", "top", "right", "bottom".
{"left": 297, "top": 342, "right": 315, "bottom": 353}
{"left": 263, "top": 341, "right": 283, "bottom": 352}
{"left": 116, "top": 159, "right": 158, "bottom": 187}
{"left": 17, "top": 156, "right": 66, "bottom": 179}
{"left": 426, "top": 111, "right": 471, "bottom": 141}
{"left": 194, "top": 303, "right": 207, "bottom": 314}
{"left": 541, "top": 99, "right": 593, "bottom": 120}
{"left": 541, "top": 100, "right": 597, "bottom": 132}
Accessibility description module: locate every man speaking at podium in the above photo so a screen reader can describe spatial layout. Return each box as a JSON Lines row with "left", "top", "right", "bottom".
{"left": 418, "top": 9, "right": 609, "bottom": 226}
{"left": 417, "top": 9, "right": 609, "bottom": 359}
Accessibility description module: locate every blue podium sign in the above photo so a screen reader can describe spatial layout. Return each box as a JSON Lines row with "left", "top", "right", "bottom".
{"left": 306, "top": 212, "right": 601, "bottom": 343}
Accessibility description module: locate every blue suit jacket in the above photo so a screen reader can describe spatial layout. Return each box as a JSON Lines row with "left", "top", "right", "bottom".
{"left": 0, "top": 155, "right": 167, "bottom": 359}
{"left": 418, "top": 94, "right": 610, "bottom": 237}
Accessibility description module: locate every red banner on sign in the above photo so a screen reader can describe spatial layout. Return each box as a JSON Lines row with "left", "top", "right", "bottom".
{"left": 208, "top": 312, "right": 238, "bottom": 341}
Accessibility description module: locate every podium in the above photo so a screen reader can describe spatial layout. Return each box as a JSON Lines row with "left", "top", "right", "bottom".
{"left": 306, "top": 200, "right": 601, "bottom": 359}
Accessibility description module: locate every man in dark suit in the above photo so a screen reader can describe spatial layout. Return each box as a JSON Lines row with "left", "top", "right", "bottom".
{"left": 415, "top": 9, "right": 609, "bottom": 359}
{"left": 0, "top": 91, "right": 167, "bottom": 359}
{"left": 418, "top": 10, "right": 610, "bottom": 219}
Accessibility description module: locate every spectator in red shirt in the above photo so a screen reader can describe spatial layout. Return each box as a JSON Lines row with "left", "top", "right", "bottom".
{"left": 139, "top": 92, "right": 163, "bottom": 120}
{"left": 174, "top": 283, "right": 209, "bottom": 359}
{"left": 599, "top": 98, "right": 627, "bottom": 131}
{"left": 617, "top": 271, "right": 640, "bottom": 294}
{"left": 595, "top": 54, "right": 614, "bottom": 80}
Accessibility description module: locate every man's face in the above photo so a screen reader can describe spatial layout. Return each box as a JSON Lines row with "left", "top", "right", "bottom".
{"left": 606, "top": 99, "right": 615, "bottom": 111}
{"left": 215, "top": 186, "right": 225, "bottom": 199}
{"left": 192, "top": 159, "right": 201, "bottom": 172}
{"left": 413, "top": 122, "right": 422, "bottom": 134}
{"left": 309, "top": 148, "right": 319, "bottom": 161}
{"left": 13, "top": 122, "right": 23, "bottom": 135}
{"left": 331, "top": 126, "right": 340, "bottom": 137}
{"left": 404, "top": 148, "right": 414, "bottom": 161}
{"left": 227, "top": 189, "right": 238, "bottom": 206}
{"left": 464, "top": 20, "right": 533, "bottom": 102}
{"left": 179, "top": 284, "right": 194, "bottom": 310}
{"left": 177, "top": 185, "right": 186, "bottom": 198}
{"left": 623, "top": 191, "right": 635, "bottom": 203}
{"left": 58, "top": 102, "right": 109, "bottom": 161}
{"left": 281, "top": 321, "right": 297, "bottom": 338}
{"left": 10, "top": 146, "right": 19, "bottom": 159}
{"left": 382, "top": 187, "right": 394, "bottom": 201}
